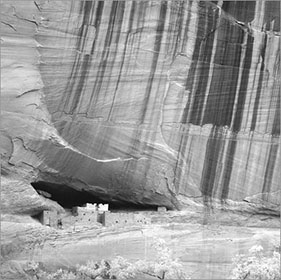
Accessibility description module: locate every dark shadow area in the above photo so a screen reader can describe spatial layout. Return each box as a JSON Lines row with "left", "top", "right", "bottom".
{"left": 31, "top": 181, "right": 108, "bottom": 208}
{"left": 31, "top": 181, "right": 159, "bottom": 211}
{"left": 109, "top": 202, "right": 158, "bottom": 212}
{"left": 32, "top": 212, "right": 44, "bottom": 223}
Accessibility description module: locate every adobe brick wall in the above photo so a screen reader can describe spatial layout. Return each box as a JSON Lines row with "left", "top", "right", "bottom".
{"left": 103, "top": 212, "right": 151, "bottom": 227}
{"left": 42, "top": 210, "right": 58, "bottom": 228}
{"left": 40, "top": 208, "right": 154, "bottom": 229}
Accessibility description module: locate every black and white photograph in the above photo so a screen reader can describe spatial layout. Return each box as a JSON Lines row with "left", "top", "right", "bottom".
{"left": 1, "top": 0, "right": 280, "bottom": 279}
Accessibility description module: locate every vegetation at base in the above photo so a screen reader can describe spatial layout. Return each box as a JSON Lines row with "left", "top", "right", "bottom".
{"left": 24, "top": 240, "right": 280, "bottom": 280}
{"left": 24, "top": 238, "right": 189, "bottom": 279}
{"left": 230, "top": 244, "right": 280, "bottom": 280}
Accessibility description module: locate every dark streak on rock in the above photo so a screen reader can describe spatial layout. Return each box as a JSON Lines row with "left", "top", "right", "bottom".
{"left": 221, "top": 1, "right": 256, "bottom": 24}
{"left": 62, "top": 1, "right": 96, "bottom": 114}
{"left": 140, "top": 1, "right": 167, "bottom": 123}
{"left": 272, "top": 92, "right": 280, "bottom": 135}
{"left": 62, "top": 1, "right": 107, "bottom": 115}
{"left": 251, "top": 34, "right": 267, "bottom": 132}
{"left": 171, "top": 0, "right": 185, "bottom": 59}
{"left": 108, "top": 2, "right": 136, "bottom": 120}
{"left": 199, "top": 18, "right": 244, "bottom": 127}
{"left": 174, "top": 2, "right": 221, "bottom": 191}
{"left": 173, "top": 126, "right": 192, "bottom": 194}
{"left": 77, "top": 1, "right": 95, "bottom": 52}
{"left": 180, "top": 1, "right": 192, "bottom": 54}
{"left": 189, "top": 6, "right": 218, "bottom": 125}
{"left": 200, "top": 127, "right": 223, "bottom": 199}
{"left": 87, "top": 1, "right": 123, "bottom": 115}
{"left": 69, "top": 1, "right": 97, "bottom": 114}
{"left": 262, "top": 142, "right": 278, "bottom": 197}
{"left": 271, "top": 49, "right": 280, "bottom": 135}
{"left": 90, "top": 1, "right": 104, "bottom": 54}
{"left": 232, "top": 34, "right": 254, "bottom": 132}
{"left": 250, "top": 71, "right": 263, "bottom": 131}
{"left": 221, "top": 135, "right": 237, "bottom": 200}
{"left": 181, "top": 3, "right": 206, "bottom": 124}
{"left": 264, "top": 1, "right": 280, "bottom": 32}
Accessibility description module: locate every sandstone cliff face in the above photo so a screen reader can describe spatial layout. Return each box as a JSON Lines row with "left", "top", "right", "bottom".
{"left": 1, "top": 0, "right": 280, "bottom": 211}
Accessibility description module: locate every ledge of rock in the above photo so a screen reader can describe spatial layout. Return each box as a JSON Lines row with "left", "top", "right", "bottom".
{"left": 1, "top": 0, "right": 280, "bottom": 213}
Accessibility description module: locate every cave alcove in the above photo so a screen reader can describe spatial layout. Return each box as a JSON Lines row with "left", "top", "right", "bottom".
{"left": 31, "top": 181, "right": 159, "bottom": 211}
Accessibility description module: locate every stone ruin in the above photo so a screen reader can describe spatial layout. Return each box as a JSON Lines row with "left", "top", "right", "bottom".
{"left": 36, "top": 203, "right": 156, "bottom": 229}
{"left": 102, "top": 212, "right": 151, "bottom": 227}
{"left": 38, "top": 210, "right": 59, "bottom": 228}
{"left": 157, "top": 206, "right": 167, "bottom": 212}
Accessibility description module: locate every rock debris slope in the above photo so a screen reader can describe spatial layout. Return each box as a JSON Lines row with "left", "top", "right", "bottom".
{"left": 1, "top": 1, "right": 280, "bottom": 212}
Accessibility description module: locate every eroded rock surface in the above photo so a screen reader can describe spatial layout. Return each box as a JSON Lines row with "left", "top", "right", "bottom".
{"left": 1, "top": 1, "right": 280, "bottom": 211}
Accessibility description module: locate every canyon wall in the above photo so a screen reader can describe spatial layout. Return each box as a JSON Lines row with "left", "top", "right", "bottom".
{"left": 1, "top": 0, "right": 280, "bottom": 211}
